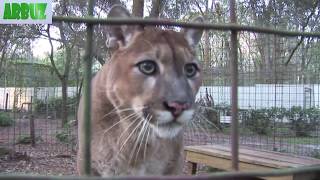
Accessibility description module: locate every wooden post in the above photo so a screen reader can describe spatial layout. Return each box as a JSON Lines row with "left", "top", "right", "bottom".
{"left": 29, "top": 96, "right": 35, "bottom": 147}
{"left": 5, "top": 93, "right": 8, "bottom": 111}
{"left": 29, "top": 114, "right": 35, "bottom": 147}
{"left": 186, "top": 161, "right": 198, "bottom": 175}
{"left": 191, "top": 162, "right": 197, "bottom": 175}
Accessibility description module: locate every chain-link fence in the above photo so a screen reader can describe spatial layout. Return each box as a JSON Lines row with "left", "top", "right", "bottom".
{"left": 188, "top": 33, "right": 320, "bottom": 159}
{"left": 1, "top": 0, "right": 320, "bottom": 178}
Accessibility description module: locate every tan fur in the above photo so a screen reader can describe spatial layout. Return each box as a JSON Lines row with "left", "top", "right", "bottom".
{"left": 77, "top": 6, "right": 203, "bottom": 176}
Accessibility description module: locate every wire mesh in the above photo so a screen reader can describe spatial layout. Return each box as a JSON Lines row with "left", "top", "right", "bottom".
{"left": 1, "top": 4, "right": 320, "bottom": 178}
{"left": 0, "top": 62, "right": 78, "bottom": 174}
{"left": 193, "top": 32, "right": 320, "bottom": 159}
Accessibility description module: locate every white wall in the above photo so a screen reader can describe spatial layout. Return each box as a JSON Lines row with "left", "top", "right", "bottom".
{"left": 0, "top": 87, "right": 78, "bottom": 110}
{"left": 1, "top": 84, "right": 320, "bottom": 110}
{"left": 197, "top": 84, "right": 320, "bottom": 109}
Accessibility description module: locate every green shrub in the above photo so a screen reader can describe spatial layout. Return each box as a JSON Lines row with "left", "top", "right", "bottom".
{"left": 34, "top": 99, "right": 47, "bottom": 114}
{"left": 16, "top": 135, "right": 33, "bottom": 144}
{"left": 0, "top": 112, "right": 14, "bottom": 126}
{"left": 34, "top": 96, "right": 77, "bottom": 117}
{"left": 215, "top": 103, "right": 231, "bottom": 116}
{"left": 56, "top": 131, "right": 70, "bottom": 143}
{"left": 0, "top": 147, "right": 11, "bottom": 156}
{"left": 242, "top": 109, "right": 272, "bottom": 135}
{"left": 16, "top": 135, "right": 43, "bottom": 144}
{"left": 55, "top": 122, "right": 75, "bottom": 143}
{"left": 287, "top": 106, "right": 320, "bottom": 137}
{"left": 240, "top": 106, "right": 320, "bottom": 137}
{"left": 311, "top": 149, "right": 320, "bottom": 159}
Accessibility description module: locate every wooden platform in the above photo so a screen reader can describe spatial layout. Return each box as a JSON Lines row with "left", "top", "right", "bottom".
{"left": 185, "top": 145, "right": 320, "bottom": 180}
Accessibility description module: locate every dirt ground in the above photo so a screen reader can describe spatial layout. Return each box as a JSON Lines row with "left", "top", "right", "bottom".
{"left": 0, "top": 120, "right": 202, "bottom": 176}
{"left": 0, "top": 117, "right": 319, "bottom": 176}
{"left": 0, "top": 117, "right": 77, "bottom": 176}
{"left": 0, "top": 144, "right": 77, "bottom": 176}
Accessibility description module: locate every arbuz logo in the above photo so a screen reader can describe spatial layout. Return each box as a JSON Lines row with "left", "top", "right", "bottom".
{"left": 4, "top": 3, "right": 47, "bottom": 20}
{"left": 0, "top": 0, "right": 52, "bottom": 24}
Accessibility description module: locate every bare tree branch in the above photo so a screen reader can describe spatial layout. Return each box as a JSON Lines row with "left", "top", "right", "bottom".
{"left": 285, "top": 0, "right": 319, "bottom": 65}
{"left": 47, "top": 25, "right": 63, "bottom": 80}
{"left": 149, "top": 0, "right": 164, "bottom": 18}
{"left": 132, "top": 0, "right": 144, "bottom": 17}
{"left": 194, "top": 1, "right": 205, "bottom": 16}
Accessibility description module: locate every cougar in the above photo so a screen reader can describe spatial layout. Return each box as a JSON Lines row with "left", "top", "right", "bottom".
{"left": 77, "top": 5, "right": 203, "bottom": 176}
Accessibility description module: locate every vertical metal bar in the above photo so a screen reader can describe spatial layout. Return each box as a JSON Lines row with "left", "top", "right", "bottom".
{"left": 229, "top": 0, "right": 239, "bottom": 171}
{"left": 82, "top": 0, "right": 95, "bottom": 176}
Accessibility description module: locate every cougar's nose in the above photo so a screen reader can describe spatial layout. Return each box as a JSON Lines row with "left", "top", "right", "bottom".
{"left": 163, "top": 101, "right": 191, "bottom": 117}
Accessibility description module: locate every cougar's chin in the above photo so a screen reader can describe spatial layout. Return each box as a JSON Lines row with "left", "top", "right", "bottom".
{"left": 150, "top": 109, "right": 194, "bottom": 139}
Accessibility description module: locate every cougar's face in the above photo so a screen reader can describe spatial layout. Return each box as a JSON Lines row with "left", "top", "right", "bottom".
{"left": 107, "top": 28, "right": 202, "bottom": 139}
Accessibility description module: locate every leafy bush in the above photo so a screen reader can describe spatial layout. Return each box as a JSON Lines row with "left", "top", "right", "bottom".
{"left": 242, "top": 109, "right": 272, "bottom": 135}
{"left": 311, "top": 149, "right": 320, "bottom": 159}
{"left": 0, "top": 112, "right": 14, "bottom": 126}
{"left": 215, "top": 103, "right": 232, "bottom": 116}
{"left": 195, "top": 95, "right": 221, "bottom": 129}
{"left": 34, "top": 96, "right": 77, "bottom": 117}
{"left": 16, "top": 135, "right": 43, "bottom": 144}
{"left": 0, "top": 147, "right": 11, "bottom": 156}
{"left": 16, "top": 135, "right": 33, "bottom": 144}
{"left": 240, "top": 106, "right": 320, "bottom": 137}
{"left": 56, "top": 131, "right": 70, "bottom": 143}
{"left": 55, "top": 122, "right": 75, "bottom": 143}
{"left": 287, "top": 106, "right": 320, "bottom": 137}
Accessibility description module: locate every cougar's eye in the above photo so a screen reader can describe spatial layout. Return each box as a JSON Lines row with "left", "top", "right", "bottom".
{"left": 184, "top": 63, "right": 198, "bottom": 78}
{"left": 137, "top": 60, "right": 157, "bottom": 75}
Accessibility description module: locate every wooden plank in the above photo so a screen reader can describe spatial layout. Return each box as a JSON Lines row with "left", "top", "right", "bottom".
{"left": 186, "top": 151, "right": 272, "bottom": 171}
{"left": 185, "top": 146, "right": 301, "bottom": 168}
{"left": 199, "top": 146, "right": 309, "bottom": 167}
{"left": 185, "top": 151, "right": 293, "bottom": 180}
{"left": 208, "top": 145, "right": 320, "bottom": 165}
{"left": 185, "top": 145, "right": 320, "bottom": 167}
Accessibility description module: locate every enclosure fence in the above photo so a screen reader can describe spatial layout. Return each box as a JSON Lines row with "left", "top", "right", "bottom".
{"left": 1, "top": 0, "right": 320, "bottom": 179}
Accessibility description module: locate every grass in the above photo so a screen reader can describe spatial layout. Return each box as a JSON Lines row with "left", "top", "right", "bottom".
{"left": 221, "top": 126, "right": 319, "bottom": 145}
{"left": 201, "top": 166, "right": 225, "bottom": 173}
{"left": 281, "top": 137, "right": 320, "bottom": 145}
{"left": 0, "top": 112, "right": 14, "bottom": 126}
{"left": 222, "top": 126, "right": 255, "bottom": 135}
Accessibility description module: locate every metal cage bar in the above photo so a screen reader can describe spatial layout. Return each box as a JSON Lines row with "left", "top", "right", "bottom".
{"left": 81, "top": 0, "right": 95, "bottom": 176}
{"left": 33, "top": 0, "right": 320, "bottom": 179}
{"left": 229, "top": 0, "right": 239, "bottom": 171}
{"left": 52, "top": 16, "right": 320, "bottom": 37}
{"left": 54, "top": 0, "right": 320, "bottom": 178}
{"left": 1, "top": 164, "right": 319, "bottom": 179}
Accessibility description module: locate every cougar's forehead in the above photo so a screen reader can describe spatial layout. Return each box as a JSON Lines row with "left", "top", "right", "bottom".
{"left": 127, "top": 28, "right": 194, "bottom": 57}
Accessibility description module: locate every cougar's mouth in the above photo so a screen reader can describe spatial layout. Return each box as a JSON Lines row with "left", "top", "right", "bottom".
{"left": 141, "top": 109, "right": 194, "bottom": 139}
{"left": 158, "top": 120, "right": 182, "bottom": 127}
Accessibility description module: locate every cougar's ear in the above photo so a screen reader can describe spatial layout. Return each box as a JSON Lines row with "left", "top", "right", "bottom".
{"left": 106, "top": 5, "right": 143, "bottom": 49}
{"left": 182, "top": 16, "right": 204, "bottom": 48}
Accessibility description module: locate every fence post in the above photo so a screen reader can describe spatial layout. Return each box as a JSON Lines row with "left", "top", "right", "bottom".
{"left": 81, "top": 0, "right": 95, "bottom": 176}
{"left": 5, "top": 93, "right": 9, "bottom": 111}
{"left": 229, "top": 0, "right": 239, "bottom": 171}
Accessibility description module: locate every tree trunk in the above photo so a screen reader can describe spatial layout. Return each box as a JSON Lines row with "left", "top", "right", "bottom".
{"left": 200, "top": 0, "right": 210, "bottom": 70}
{"left": 0, "top": 50, "right": 5, "bottom": 78}
{"left": 61, "top": 78, "right": 68, "bottom": 126}
{"left": 150, "top": 0, "right": 162, "bottom": 18}
{"left": 0, "top": 45, "right": 7, "bottom": 78}
{"left": 204, "top": 30, "right": 210, "bottom": 68}
{"left": 75, "top": 48, "right": 81, "bottom": 122}
{"left": 132, "top": 0, "right": 144, "bottom": 17}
